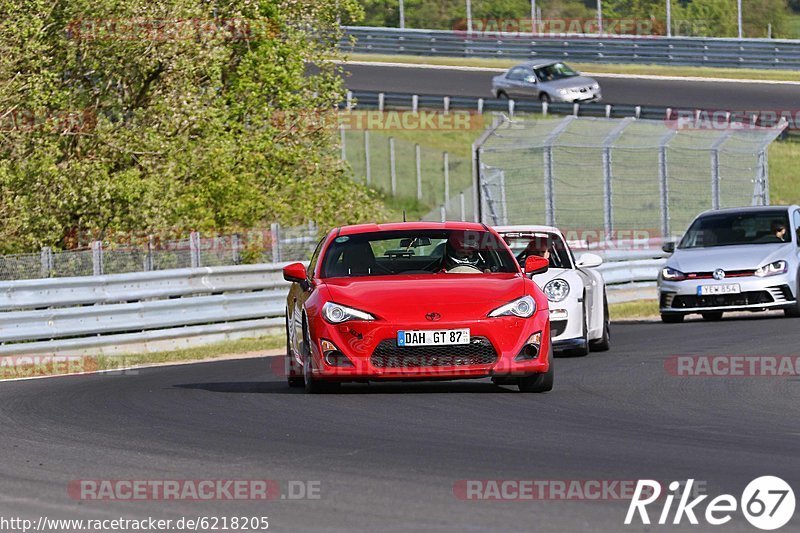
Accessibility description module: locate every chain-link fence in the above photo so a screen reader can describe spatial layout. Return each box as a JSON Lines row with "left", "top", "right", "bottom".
{"left": 473, "top": 115, "right": 785, "bottom": 242}
{"left": 0, "top": 223, "right": 320, "bottom": 282}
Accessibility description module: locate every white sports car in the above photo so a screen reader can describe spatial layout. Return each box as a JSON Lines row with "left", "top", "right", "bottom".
{"left": 495, "top": 226, "right": 610, "bottom": 356}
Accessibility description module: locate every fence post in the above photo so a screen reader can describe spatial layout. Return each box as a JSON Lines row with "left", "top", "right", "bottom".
{"left": 440, "top": 205, "right": 446, "bottom": 222}
{"left": 710, "top": 131, "right": 733, "bottom": 210}
{"left": 541, "top": 116, "right": 575, "bottom": 226}
{"left": 443, "top": 152, "right": 450, "bottom": 207}
{"left": 340, "top": 124, "right": 346, "bottom": 161}
{"left": 189, "top": 232, "right": 201, "bottom": 268}
{"left": 658, "top": 130, "right": 677, "bottom": 240}
{"left": 389, "top": 137, "right": 397, "bottom": 197}
{"left": 499, "top": 170, "right": 508, "bottom": 225}
{"left": 415, "top": 144, "right": 422, "bottom": 201}
{"left": 271, "top": 223, "right": 282, "bottom": 263}
{"left": 459, "top": 192, "right": 466, "bottom": 221}
{"left": 40, "top": 247, "right": 53, "bottom": 278}
{"left": 144, "top": 236, "right": 154, "bottom": 272}
{"left": 232, "top": 233, "right": 241, "bottom": 265}
{"left": 91, "top": 241, "right": 104, "bottom": 276}
{"left": 364, "top": 130, "right": 371, "bottom": 185}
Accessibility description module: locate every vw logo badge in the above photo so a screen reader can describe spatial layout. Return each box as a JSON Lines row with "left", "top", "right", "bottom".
{"left": 425, "top": 312, "right": 441, "bottom": 321}
{"left": 712, "top": 268, "right": 726, "bottom": 280}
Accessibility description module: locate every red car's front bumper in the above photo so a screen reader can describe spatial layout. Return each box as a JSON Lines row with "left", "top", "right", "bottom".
{"left": 298, "top": 312, "right": 550, "bottom": 382}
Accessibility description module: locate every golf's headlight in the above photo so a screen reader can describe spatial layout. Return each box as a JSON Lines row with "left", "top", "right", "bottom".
{"left": 322, "top": 302, "right": 375, "bottom": 324}
{"left": 661, "top": 267, "right": 686, "bottom": 281}
{"left": 755, "top": 260, "right": 788, "bottom": 277}
{"left": 489, "top": 295, "right": 536, "bottom": 318}
{"left": 543, "top": 279, "right": 570, "bottom": 302}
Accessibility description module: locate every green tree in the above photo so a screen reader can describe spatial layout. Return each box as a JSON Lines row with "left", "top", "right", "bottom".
{"left": 0, "top": 0, "right": 383, "bottom": 253}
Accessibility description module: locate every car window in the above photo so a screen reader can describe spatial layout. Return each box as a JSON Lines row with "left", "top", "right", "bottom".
{"left": 307, "top": 237, "right": 325, "bottom": 278}
{"left": 501, "top": 233, "right": 572, "bottom": 270}
{"left": 679, "top": 210, "right": 791, "bottom": 249}
{"left": 506, "top": 67, "right": 527, "bottom": 81}
{"left": 534, "top": 62, "right": 578, "bottom": 82}
{"left": 794, "top": 211, "right": 800, "bottom": 246}
{"left": 320, "top": 230, "right": 518, "bottom": 278}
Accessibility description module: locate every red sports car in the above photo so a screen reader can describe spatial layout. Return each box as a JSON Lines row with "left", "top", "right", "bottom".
{"left": 282, "top": 222, "right": 553, "bottom": 393}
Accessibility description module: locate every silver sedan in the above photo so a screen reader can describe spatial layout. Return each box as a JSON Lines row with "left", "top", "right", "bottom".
{"left": 659, "top": 205, "right": 800, "bottom": 322}
{"left": 491, "top": 60, "right": 601, "bottom": 103}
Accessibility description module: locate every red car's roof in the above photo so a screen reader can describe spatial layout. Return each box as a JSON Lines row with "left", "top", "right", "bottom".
{"left": 336, "top": 221, "right": 489, "bottom": 236}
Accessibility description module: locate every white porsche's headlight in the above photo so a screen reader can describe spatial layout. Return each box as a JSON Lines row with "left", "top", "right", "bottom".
{"left": 322, "top": 302, "right": 375, "bottom": 324}
{"left": 489, "top": 295, "right": 536, "bottom": 318}
{"left": 755, "top": 260, "right": 788, "bottom": 277}
{"left": 544, "top": 279, "right": 570, "bottom": 302}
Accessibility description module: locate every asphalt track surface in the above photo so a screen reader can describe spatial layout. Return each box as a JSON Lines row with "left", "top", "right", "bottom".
{"left": 1, "top": 316, "right": 798, "bottom": 532}
{"left": 342, "top": 63, "right": 800, "bottom": 111}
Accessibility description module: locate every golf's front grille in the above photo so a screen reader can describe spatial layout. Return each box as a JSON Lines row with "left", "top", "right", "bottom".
{"left": 371, "top": 337, "right": 498, "bottom": 368}
{"left": 671, "top": 291, "right": 774, "bottom": 309}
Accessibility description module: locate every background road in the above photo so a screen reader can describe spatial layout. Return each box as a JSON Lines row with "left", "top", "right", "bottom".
{"left": 0, "top": 316, "right": 798, "bottom": 532}
{"left": 342, "top": 63, "right": 800, "bottom": 111}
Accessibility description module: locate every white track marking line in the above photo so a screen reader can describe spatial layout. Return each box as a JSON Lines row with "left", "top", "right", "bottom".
{"left": 341, "top": 60, "right": 800, "bottom": 85}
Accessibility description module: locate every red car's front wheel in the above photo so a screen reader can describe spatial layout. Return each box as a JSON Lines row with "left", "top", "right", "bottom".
{"left": 517, "top": 346, "right": 553, "bottom": 393}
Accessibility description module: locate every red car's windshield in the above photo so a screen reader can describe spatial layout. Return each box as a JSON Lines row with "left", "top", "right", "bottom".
{"left": 320, "top": 230, "right": 518, "bottom": 278}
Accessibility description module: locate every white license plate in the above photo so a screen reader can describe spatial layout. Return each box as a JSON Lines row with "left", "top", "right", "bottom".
{"left": 397, "top": 329, "right": 470, "bottom": 347}
{"left": 698, "top": 284, "right": 740, "bottom": 295}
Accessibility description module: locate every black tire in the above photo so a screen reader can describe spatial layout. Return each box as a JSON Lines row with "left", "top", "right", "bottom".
{"left": 302, "top": 322, "right": 339, "bottom": 394}
{"left": 497, "top": 90, "right": 508, "bottom": 99}
{"left": 286, "top": 316, "right": 304, "bottom": 388}
{"left": 701, "top": 311, "right": 723, "bottom": 321}
{"left": 661, "top": 313, "right": 684, "bottom": 323}
{"left": 784, "top": 276, "right": 800, "bottom": 317}
{"left": 590, "top": 292, "right": 611, "bottom": 352}
{"left": 539, "top": 92, "right": 551, "bottom": 103}
{"left": 518, "top": 346, "right": 554, "bottom": 393}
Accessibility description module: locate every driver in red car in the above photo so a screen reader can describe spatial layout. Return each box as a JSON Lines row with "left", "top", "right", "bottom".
{"left": 443, "top": 232, "right": 492, "bottom": 273}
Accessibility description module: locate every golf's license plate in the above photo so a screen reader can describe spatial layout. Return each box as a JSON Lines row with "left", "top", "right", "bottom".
{"left": 698, "top": 283, "right": 741, "bottom": 295}
{"left": 397, "top": 329, "right": 470, "bottom": 347}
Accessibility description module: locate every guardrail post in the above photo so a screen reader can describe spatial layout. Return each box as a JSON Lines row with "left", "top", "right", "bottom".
{"left": 635, "top": 106, "right": 641, "bottom": 119}
{"left": 412, "top": 94, "right": 418, "bottom": 112}
{"left": 508, "top": 99, "right": 515, "bottom": 117}
{"left": 91, "top": 241, "right": 104, "bottom": 276}
{"left": 573, "top": 103, "right": 579, "bottom": 117}
{"left": 605, "top": 104, "right": 612, "bottom": 118}
{"left": 189, "top": 232, "right": 201, "bottom": 268}
{"left": 270, "top": 223, "right": 282, "bottom": 263}
{"left": 415, "top": 143, "right": 422, "bottom": 200}
{"left": 346, "top": 91, "right": 353, "bottom": 110}
{"left": 389, "top": 137, "right": 397, "bottom": 197}
{"left": 364, "top": 130, "right": 371, "bottom": 185}
{"left": 40, "top": 247, "right": 53, "bottom": 278}
{"left": 477, "top": 98, "right": 484, "bottom": 114}
{"left": 443, "top": 96, "right": 450, "bottom": 114}
{"left": 542, "top": 101, "right": 548, "bottom": 116}
{"left": 378, "top": 92, "right": 384, "bottom": 112}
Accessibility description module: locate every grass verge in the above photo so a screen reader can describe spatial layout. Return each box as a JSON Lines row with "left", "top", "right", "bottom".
{"left": 0, "top": 334, "right": 284, "bottom": 380}
{"left": 609, "top": 299, "right": 660, "bottom": 321}
{"left": 348, "top": 53, "right": 800, "bottom": 82}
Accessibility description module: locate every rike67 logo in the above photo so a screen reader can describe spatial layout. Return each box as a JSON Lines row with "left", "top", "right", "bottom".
{"left": 625, "top": 477, "right": 795, "bottom": 530}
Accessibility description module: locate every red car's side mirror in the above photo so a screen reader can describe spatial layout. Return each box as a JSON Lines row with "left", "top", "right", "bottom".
{"left": 524, "top": 255, "right": 549, "bottom": 275}
{"left": 283, "top": 262, "right": 308, "bottom": 284}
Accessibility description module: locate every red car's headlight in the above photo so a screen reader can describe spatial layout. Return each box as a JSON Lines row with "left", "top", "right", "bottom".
{"left": 488, "top": 295, "right": 536, "bottom": 318}
{"left": 322, "top": 302, "right": 375, "bottom": 324}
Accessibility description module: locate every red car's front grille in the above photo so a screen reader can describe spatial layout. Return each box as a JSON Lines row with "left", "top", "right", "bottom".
{"left": 371, "top": 337, "right": 498, "bottom": 368}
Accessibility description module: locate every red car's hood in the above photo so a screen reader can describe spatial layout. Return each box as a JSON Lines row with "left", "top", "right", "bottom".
{"left": 321, "top": 274, "right": 526, "bottom": 321}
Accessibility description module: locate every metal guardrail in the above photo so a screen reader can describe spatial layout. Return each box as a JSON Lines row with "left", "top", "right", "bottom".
{"left": 0, "top": 252, "right": 667, "bottom": 356}
{"left": 0, "top": 264, "right": 291, "bottom": 356}
{"left": 343, "top": 26, "right": 800, "bottom": 70}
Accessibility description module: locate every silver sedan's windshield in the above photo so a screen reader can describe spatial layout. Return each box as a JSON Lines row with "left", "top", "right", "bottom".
{"left": 534, "top": 63, "right": 578, "bottom": 81}
{"left": 679, "top": 211, "right": 791, "bottom": 249}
